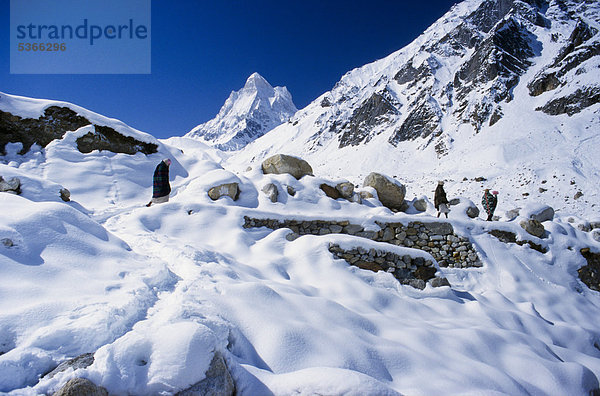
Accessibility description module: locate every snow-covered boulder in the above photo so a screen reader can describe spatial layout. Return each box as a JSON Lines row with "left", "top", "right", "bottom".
{"left": 208, "top": 183, "right": 240, "bottom": 201}
{"left": 520, "top": 219, "right": 545, "bottom": 238}
{"left": 261, "top": 154, "right": 313, "bottom": 180}
{"left": 448, "top": 197, "right": 479, "bottom": 219}
{"left": 0, "top": 176, "right": 21, "bottom": 194}
{"left": 261, "top": 183, "right": 278, "bottom": 203}
{"left": 363, "top": 173, "right": 406, "bottom": 211}
{"left": 412, "top": 197, "right": 427, "bottom": 212}
{"left": 177, "top": 351, "right": 234, "bottom": 396}
{"left": 514, "top": 203, "right": 555, "bottom": 222}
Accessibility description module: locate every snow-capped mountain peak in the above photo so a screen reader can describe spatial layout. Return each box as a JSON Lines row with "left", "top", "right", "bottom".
{"left": 186, "top": 72, "right": 298, "bottom": 151}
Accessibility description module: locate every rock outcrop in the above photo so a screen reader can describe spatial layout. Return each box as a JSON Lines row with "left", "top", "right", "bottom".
{"left": 489, "top": 228, "right": 546, "bottom": 253}
{"left": 0, "top": 106, "right": 157, "bottom": 155}
{"left": 520, "top": 219, "right": 545, "bottom": 238}
{"left": 44, "top": 353, "right": 94, "bottom": 380}
{"left": 59, "top": 188, "right": 71, "bottom": 202}
{"left": 261, "top": 154, "right": 313, "bottom": 179}
{"left": 76, "top": 125, "right": 158, "bottom": 155}
{"left": 579, "top": 248, "right": 600, "bottom": 292}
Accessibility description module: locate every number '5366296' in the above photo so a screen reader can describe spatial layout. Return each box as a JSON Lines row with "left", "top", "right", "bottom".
{"left": 18, "top": 42, "right": 66, "bottom": 51}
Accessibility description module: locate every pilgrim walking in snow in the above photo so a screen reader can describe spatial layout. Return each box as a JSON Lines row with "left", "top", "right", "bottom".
{"left": 146, "top": 158, "right": 171, "bottom": 207}
{"left": 434, "top": 181, "right": 450, "bottom": 218}
{"left": 481, "top": 189, "right": 498, "bottom": 221}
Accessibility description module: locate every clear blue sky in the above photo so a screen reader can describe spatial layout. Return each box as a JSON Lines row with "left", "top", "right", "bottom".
{"left": 1, "top": 0, "right": 457, "bottom": 139}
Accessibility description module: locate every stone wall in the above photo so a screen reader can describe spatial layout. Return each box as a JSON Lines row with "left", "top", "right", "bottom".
{"left": 328, "top": 244, "right": 450, "bottom": 290}
{"left": 243, "top": 217, "right": 482, "bottom": 268}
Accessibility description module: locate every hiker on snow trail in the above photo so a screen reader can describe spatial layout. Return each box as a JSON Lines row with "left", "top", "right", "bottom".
{"left": 146, "top": 158, "right": 171, "bottom": 207}
{"left": 434, "top": 181, "right": 450, "bottom": 218}
{"left": 481, "top": 189, "right": 498, "bottom": 221}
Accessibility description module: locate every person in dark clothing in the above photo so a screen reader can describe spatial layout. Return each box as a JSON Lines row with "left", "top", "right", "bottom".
{"left": 146, "top": 158, "right": 171, "bottom": 207}
{"left": 434, "top": 181, "right": 450, "bottom": 218}
{"left": 481, "top": 189, "right": 498, "bottom": 221}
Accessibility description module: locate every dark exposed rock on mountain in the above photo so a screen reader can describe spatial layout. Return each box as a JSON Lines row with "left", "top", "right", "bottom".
{"left": 77, "top": 125, "right": 158, "bottom": 155}
{"left": 338, "top": 92, "right": 399, "bottom": 148}
{"left": 537, "top": 86, "right": 600, "bottom": 115}
{"left": 389, "top": 93, "right": 441, "bottom": 145}
{"left": 0, "top": 106, "right": 88, "bottom": 154}
{"left": 0, "top": 106, "right": 157, "bottom": 155}
{"left": 579, "top": 248, "right": 600, "bottom": 292}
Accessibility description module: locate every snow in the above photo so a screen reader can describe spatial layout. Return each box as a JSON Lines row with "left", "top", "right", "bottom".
{"left": 2, "top": 1, "right": 600, "bottom": 394}
{"left": 2, "top": 129, "right": 600, "bottom": 395}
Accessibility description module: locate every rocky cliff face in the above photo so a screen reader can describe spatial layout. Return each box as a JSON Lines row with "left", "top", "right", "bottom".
{"left": 186, "top": 73, "right": 298, "bottom": 151}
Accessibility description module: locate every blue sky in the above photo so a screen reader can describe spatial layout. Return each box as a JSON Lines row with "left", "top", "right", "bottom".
{"left": 1, "top": 0, "right": 457, "bottom": 139}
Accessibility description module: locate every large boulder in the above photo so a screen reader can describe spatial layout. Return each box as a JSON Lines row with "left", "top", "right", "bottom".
{"left": 363, "top": 173, "right": 406, "bottom": 211}
{"left": 520, "top": 219, "right": 545, "bottom": 238}
{"left": 208, "top": 183, "right": 240, "bottom": 201}
{"left": 261, "top": 154, "right": 313, "bottom": 179}
{"left": 54, "top": 378, "right": 108, "bottom": 396}
{"left": 176, "top": 351, "right": 234, "bottom": 396}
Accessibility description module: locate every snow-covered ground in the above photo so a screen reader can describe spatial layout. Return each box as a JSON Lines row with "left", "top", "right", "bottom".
{"left": 2, "top": 125, "right": 600, "bottom": 395}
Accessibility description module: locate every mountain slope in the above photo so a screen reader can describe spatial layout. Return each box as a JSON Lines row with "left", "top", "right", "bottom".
{"left": 186, "top": 73, "right": 298, "bottom": 151}
{"left": 230, "top": 0, "right": 600, "bottom": 220}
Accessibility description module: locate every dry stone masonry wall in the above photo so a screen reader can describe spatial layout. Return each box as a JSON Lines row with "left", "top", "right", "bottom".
{"left": 243, "top": 217, "right": 482, "bottom": 269}
{"left": 328, "top": 244, "right": 450, "bottom": 290}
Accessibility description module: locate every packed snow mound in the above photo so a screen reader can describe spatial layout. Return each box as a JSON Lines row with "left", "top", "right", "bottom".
{"left": 186, "top": 72, "right": 298, "bottom": 151}
{"left": 0, "top": 193, "right": 176, "bottom": 393}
